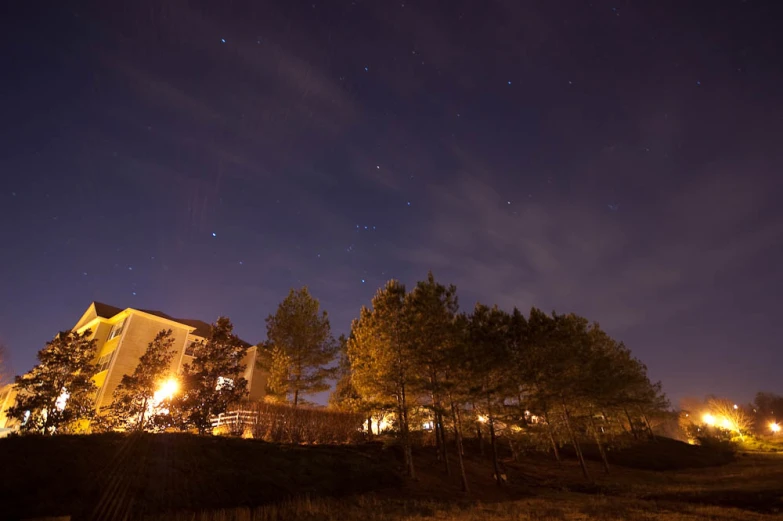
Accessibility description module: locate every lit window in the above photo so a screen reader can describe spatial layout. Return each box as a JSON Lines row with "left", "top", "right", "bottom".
{"left": 216, "top": 376, "right": 234, "bottom": 390}
{"left": 108, "top": 320, "right": 125, "bottom": 340}
{"left": 96, "top": 350, "right": 115, "bottom": 372}
{"left": 55, "top": 388, "right": 70, "bottom": 411}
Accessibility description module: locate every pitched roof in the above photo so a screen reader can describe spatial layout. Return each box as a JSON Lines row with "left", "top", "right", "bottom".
{"left": 93, "top": 302, "right": 124, "bottom": 319}
{"left": 91, "top": 302, "right": 212, "bottom": 339}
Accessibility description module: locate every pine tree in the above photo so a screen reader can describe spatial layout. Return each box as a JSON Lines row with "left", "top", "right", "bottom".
{"left": 405, "top": 272, "right": 459, "bottom": 476}
{"left": 349, "top": 280, "right": 417, "bottom": 477}
{"left": 170, "top": 317, "right": 249, "bottom": 434}
{"left": 103, "top": 329, "right": 177, "bottom": 431}
{"left": 265, "top": 287, "right": 336, "bottom": 406}
{"left": 7, "top": 330, "right": 98, "bottom": 435}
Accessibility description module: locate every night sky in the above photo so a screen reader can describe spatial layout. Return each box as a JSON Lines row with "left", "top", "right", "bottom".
{"left": 2, "top": 1, "right": 782, "bottom": 405}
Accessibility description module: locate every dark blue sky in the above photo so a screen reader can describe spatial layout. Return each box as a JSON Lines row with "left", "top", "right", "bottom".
{"left": 1, "top": 1, "right": 782, "bottom": 405}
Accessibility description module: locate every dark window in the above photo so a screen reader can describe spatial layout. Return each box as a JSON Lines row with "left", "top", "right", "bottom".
{"left": 108, "top": 320, "right": 125, "bottom": 340}
{"left": 184, "top": 341, "right": 199, "bottom": 357}
{"left": 96, "top": 351, "right": 115, "bottom": 372}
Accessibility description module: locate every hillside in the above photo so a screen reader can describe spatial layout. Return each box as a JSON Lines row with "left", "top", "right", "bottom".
{"left": 1, "top": 433, "right": 780, "bottom": 520}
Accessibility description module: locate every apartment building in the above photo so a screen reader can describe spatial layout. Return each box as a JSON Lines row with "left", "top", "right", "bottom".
{"left": 0, "top": 301, "right": 267, "bottom": 431}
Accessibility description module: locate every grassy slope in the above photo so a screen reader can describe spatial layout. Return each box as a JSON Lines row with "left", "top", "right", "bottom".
{"left": 2, "top": 434, "right": 782, "bottom": 520}
{"left": 0, "top": 433, "right": 400, "bottom": 520}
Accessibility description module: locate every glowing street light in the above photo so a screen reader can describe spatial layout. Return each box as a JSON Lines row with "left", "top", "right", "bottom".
{"left": 702, "top": 413, "right": 716, "bottom": 426}
{"left": 771, "top": 422, "right": 781, "bottom": 434}
{"left": 153, "top": 378, "right": 179, "bottom": 404}
{"left": 477, "top": 415, "right": 488, "bottom": 424}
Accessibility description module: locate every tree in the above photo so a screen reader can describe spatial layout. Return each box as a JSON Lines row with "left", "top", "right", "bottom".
{"left": 265, "top": 287, "right": 337, "bottom": 406}
{"left": 465, "top": 303, "right": 512, "bottom": 486}
{"left": 103, "top": 329, "right": 177, "bottom": 431}
{"left": 349, "top": 280, "right": 417, "bottom": 477}
{"left": 753, "top": 392, "right": 783, "bottom": 435}
{"left": 405, "top": 272, "right": 459, "bottom": 476}
{"left": 169, "top": 317, "right": 249, "bottom": 434}
{"left": 7, "top": 330, "right": 98, "bottom": 435}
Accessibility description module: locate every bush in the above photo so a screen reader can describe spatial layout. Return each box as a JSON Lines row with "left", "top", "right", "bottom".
{"left": 215, "top": 402, "right": 365, "bottom": 444}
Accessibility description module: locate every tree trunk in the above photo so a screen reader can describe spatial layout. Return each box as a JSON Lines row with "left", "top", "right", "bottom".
{"left": 543, "top": 409, "right": 561, "bottom": 462}
{"left": 562, "top": 402, "right": 590, "bottom": 481}
{"left": 137, "top": 396, "right": 149, "bottom": 432}
{"left": 456, "top": 406, "right": 466, "bottom": 456}
{"left": 639, "top": 407, "right": 656, "bottom": 441}
{"left": 450, "top": 396, "right": 469, "bottom": 493}
{"left": 293, "top": 389, "right": 299, "bottom": 408}
{"left": 588, "top": 409, "right": 610, "bottom": 474}
{"left": 400, "top": 385, "right": 415, "bottom": 479}
{"left": 438, "top": 409, "right": 451, "bottom": 475}
{"left": 474, "top": 402, "right": 485, "bottom": 456}
{"left": 367, "top": 414, "right": 373, "bottom": 439}
{"left": 487, "top": 393, "right": 503, "bottom": 487}
{"left": 624, "top": 407, "right": 638, "bottom": 439}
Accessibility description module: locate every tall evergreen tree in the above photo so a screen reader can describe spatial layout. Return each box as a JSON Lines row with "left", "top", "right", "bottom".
{"left": 170, "top": 317, "right": 249, "bottom": 434}
{"left": 265, "top": 287, "right": 337, "bottom": 406}
{"left": 103, "top": 329, "right": 177, "bottom": 431}
{"left": 465, "top": 303, "right": 511, "bottom": 486}
{"left": 7, "top": 330, "right": 98, "bottom": 435}
{"left": 405, "top": 272, "right": 459, "bottom": 475}
{"left": 349, "top": 280, "right": 417, "bottom": 477}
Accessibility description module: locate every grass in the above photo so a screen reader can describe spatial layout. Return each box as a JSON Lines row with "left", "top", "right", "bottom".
{"left": 4, "top": 433, "right": 783, "bottom": 520}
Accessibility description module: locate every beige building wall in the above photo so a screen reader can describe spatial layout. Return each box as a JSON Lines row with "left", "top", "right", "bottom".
{"left": 95, "top": 312, "right": 195, "bottom": 411}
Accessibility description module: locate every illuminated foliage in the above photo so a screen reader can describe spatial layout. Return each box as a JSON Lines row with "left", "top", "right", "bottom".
{"left": 348, "top": 280, "right": 417, "bottom": 477}
{"left": 102, "top": 329, "right": 177, "bottom": 432}
{"left": 264, "top": 287, "right": 337, "bottom": 406}
{"left": 168, "top": 317, "right": 249, "bottom": 434}
{"left": 6, "top": 330, "right": 98, "bottom": 435}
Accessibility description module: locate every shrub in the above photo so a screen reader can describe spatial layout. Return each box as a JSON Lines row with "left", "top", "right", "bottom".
{"left": 214, "top": 402, "right": 365, "bottom": 444}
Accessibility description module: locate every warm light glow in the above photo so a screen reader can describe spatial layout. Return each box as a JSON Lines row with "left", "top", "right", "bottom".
{"left": 771, "top": 422, "right": 781, "bottom": 433}
{"left": 733, "top": 404, "right": 738, "bottom": 410}
{"left": 702, "top": 413, "right": 716, "bottom": 426}
{"left": 477, "top": 415, "right": 488, "bottom": 424}
{"left": 720, "top": 417, "right": 732, "bottom": 430}
{"left": 153, "top": 378, "right": 179, "bottom": 404}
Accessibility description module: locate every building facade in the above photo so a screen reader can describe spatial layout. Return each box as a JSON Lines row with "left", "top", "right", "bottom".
{"left": 0, "top": 301, "right": 267, "bottom": 432}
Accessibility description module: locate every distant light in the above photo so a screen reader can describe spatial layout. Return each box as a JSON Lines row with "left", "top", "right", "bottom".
{"left": 361, "top": 279, "right": 365, "bottom": 283}
{"left": 733, "top": 404, "right": 738, "bottom": 410}
{"left": 221, "top": 38, "right": 226, "bottom": 43}
{"left": 477, "top": 415, "right": 488, "bottom": 424}
{"left": 507, "top": 81, "right": 512, "bottom": 85}
{"left": 212, "top": 232, "right": 217, "bottom": 237}
{"left": 364, "top": 66, "right": 369, "bottom": 71}
{"left": 771, "top": 422, "right": 781, "bottom": 433}
{"left": 702, "top": 413, "right": 716, "bottom": 426}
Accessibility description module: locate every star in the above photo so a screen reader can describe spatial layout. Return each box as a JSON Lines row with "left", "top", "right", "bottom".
{"left": 696, "top": 80, "right": 701, "bottom": 86}
{"left": 364, "top": 66, "right": 369, "bottom": 72}
{"left": 361, "top": 279, "right": 366, "bottom": 283}
{"left": 507, "top": 81, "right": 512, "bottom": 85}
{"left": 221, "top": 38, "right": 226, "bottom": 43}
{"left": 407, "top": 201, "right": 411, "bottom": 206}
{"left": 212, "top": 232, "right": 217, "bottom": 237}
